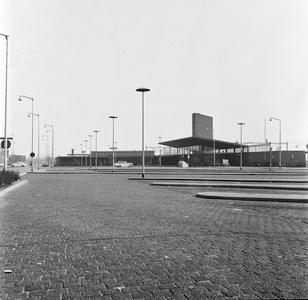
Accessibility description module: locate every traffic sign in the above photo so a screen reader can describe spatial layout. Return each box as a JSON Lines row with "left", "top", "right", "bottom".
{"left": 30, "top": 152, "right": 35, "bottom": 157}
{"left": 1, "top": 140, "right": 11, "bottom": 149}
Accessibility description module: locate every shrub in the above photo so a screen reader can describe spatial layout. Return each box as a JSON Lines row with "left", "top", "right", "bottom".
{"left": 0, "top": 170, "right": 20, "bottom": 187}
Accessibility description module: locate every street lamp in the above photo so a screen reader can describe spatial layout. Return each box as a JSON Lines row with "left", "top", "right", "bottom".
{"left": 42, "top": 134, "right": 49, "bottom": 166}
{"left": 0, "top": 33, "right": 8, "bottom": 171}
{"left": 80, "top": 143, "right": 83, "bottom": 166}
{"left": 269, "top": 117, "right": 281, "bottom": 169}
{"left": 19, "top": 95, "right": 34, "bottom": 171}
{"left": 158, "top": 136, "right": 162, "bottom": 167}
{"left": 44, "top": 124, "right": 54, "bottom": 167}
{"left": 109, "top": 116, "right": 118, "bottom": 172}
{"left": 28, "top": 113, "right": 40, "bottom": 169}
{"left": 88, "top": 135, "right": 92, "bottom": 168}
{"left": 41, "top": 135, "right": 47, "bottom": 166}
{"left": 237, "top": 122, "right": 245, "bottom": 170}
{"left": 84, "top": 139, "right": 88, "bottom": 167}
{"left": 213, "top": 128, "right": 216, "bottom": 167}
{"left": 93, "top": 130, "right": 99, "bottom": 169}
{"left": 136, "top": 87, "right": 150, "bottom": 178}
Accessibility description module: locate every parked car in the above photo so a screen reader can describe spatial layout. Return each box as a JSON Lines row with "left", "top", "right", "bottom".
{"left": 114, "top": 161, "right": 133, "bottom": 167}
{"left": 11, "top": 161, "right": 26, "bottom": 167}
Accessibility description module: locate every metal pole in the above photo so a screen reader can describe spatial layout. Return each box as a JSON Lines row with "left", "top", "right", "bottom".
{"left": 45, "top": 124, "right": 54, "bottom": 167}
{"left": 109, "top": 116, "right": 117, "bottom": 172}
{"left": 142, "top": 92, "right": 145, "bottom": 177}
{"left": 84, "top": 140, "right": 88, "bottom": 167}
{"left": 31, "top": 101, "right": 34, "bottom": 170}
{"left": 269, "top": 117, "right": 281, "bottom": 169}
{"left": 29, "top": 113, "right": 40, "bottom": 169}
{"left": 0, "top": 33, "right": 8, "bottom": 171}
{"left": 38, "top": 115, "right": 40, "bottom": 169}
{"left": 213, "top": 128, "right": 216, "bottom": 167}
{"left": 237, "top": 122, "right": 245, "bottom": 170}
{"left": 52, "top": 129, "right": 54, "bottom": 167}
{"left": 80, "top": 144, "right": 83, "bottom": 166}
{"left": 19, "top": 95, "right": 34, "bottom": 171}
{"left": 279, "top": 121, "right": 281, "bottom": 169}
{"left": 89, "top": 135, "right": 92, "bottom": 168}
{"left": 158, "top": 136, "right": 162, "bottom": 167}
{"left": 112, "top": 118, "right": 115, "bottom": 171}
{"left": 94, "top": 130, "right": 99, "bottom": 169}
{"left": 136, "top": 88, "right": 150, "bottom": 178}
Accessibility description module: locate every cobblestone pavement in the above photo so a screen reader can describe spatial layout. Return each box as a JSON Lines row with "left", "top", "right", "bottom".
{"left": 0, "top": 173, "right": 307, "bottom": 299}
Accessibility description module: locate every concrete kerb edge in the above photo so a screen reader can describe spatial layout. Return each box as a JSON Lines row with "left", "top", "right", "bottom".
{"left": 195, "top": 192, "right": 308, "bottom": 203}
{"left": 0, "top": 180, "right": 28, "bottom": 199}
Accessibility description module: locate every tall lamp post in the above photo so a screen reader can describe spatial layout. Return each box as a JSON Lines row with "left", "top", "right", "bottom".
{"left": 88, "top": 135, "right": 92, "bottom": 168}
{"left": 0, "top": 33, "right": 8, "bottom": 171}
{"left": 158, "top": 136, "right": 162, "bottom": 167}
{"left": 28, "top": 113, "right": 40, "bottom": 169}
{"left": 136, "top": 87, "right": 150, "bottom": 178}
{"left": 109, "top": 116, "right": 118, "bottom": 172}
{"left": 42, "top": 134, "right": 49, "bottom": 166}
{"left": 19, "top": 95, "right": 34, "bottom": 171}
{"left": 93, "top": 130, "right": 99, "bottom": 170}
{"left": 44, "top": 124, "right": 54, "bottom": 167}
{"left": 80, "top": 143, "right": 83, "bottom": 166}
{"left": 237, "top": 122, "right": 245, "bottom": 170}
{"left": 269, "top": 117, "right": 281, "bottom": 169}
{"left": 213, "top": 128, "right": 216, "bottom": 167}
{"left": 84, "top": 139, "right": 88, "bottom": 167}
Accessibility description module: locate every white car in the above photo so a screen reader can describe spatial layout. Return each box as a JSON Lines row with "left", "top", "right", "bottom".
{"left": 11, "top": 161, "right": 26, "bottom": 167}
{"left": 114, "top": 161, "right": 133, "bottom": 167}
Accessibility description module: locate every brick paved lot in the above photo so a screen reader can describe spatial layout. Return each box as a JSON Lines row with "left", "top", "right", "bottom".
{"left": 0, "top": 173, "right": 307, "bottom": 299}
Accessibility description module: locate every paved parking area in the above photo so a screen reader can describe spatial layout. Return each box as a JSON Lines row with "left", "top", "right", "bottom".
{"left": 0, "top": 173, "right": 307, "bottom": 299}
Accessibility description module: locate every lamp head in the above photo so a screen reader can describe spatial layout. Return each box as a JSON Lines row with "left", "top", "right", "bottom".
{"left": 28, "top": 113, "right": 31, "bottom": 117}
{"left": 136, "top": 87, "right": 150, "bottom": 92}
{"left": 18, "top": 96, "right": 22, "bottom": 101}
{"left": 269, "top": 118, "right": 272, "bottom": 121}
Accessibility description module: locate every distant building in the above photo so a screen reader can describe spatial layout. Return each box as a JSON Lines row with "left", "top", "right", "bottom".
{"left": 56, "top": 150, "right": 155, "bottom": 167}
{"left": 55, "top": 113, "right": 306, "bottom": 167}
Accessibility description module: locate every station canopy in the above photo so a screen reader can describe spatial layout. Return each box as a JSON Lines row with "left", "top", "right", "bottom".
{"left": 160, "top": 136, "right": 243, "bottom": 150}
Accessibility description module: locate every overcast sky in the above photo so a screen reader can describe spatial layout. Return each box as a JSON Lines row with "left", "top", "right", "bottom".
{"left": 1, "top": 0, "right": 307, "bottom": 157}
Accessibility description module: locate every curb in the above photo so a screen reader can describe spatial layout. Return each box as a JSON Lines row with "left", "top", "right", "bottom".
{"left": 196, "top": 192, "right": 308, "bottom": 203}
{"left": 130, "top": 177, "right": 308, "bottom": 183}
{"left": 0, "top": 180, "right": 28, "bottom": 199}
{"left": 150, "top": 182, "right": 308, "bottom": 191}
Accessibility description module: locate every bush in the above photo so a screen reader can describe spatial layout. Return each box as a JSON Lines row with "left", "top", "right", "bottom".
{"left": 0, "top": 170, "right": 20, "bottom": 187}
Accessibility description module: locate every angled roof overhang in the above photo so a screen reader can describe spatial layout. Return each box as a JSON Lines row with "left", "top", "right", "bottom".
{"left": 160, "top": 136, "right": 244, "bottom": 150}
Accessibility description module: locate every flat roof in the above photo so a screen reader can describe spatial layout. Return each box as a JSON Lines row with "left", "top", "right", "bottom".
{"left": 160, "top": 136, "right": 244, "bottom": 150}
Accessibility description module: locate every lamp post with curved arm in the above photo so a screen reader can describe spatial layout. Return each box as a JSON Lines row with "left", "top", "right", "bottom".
{"left": 28, "top": 113, "right": 40, "bottom": 169}
{"left": 44, "top": 124, "right": 54, "bottom": 167}
{"left": 19, "top": 95, "right": 34, "bottom": 171}
{"left": 0, "top": 33, "right": 8, "bottom": 171}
